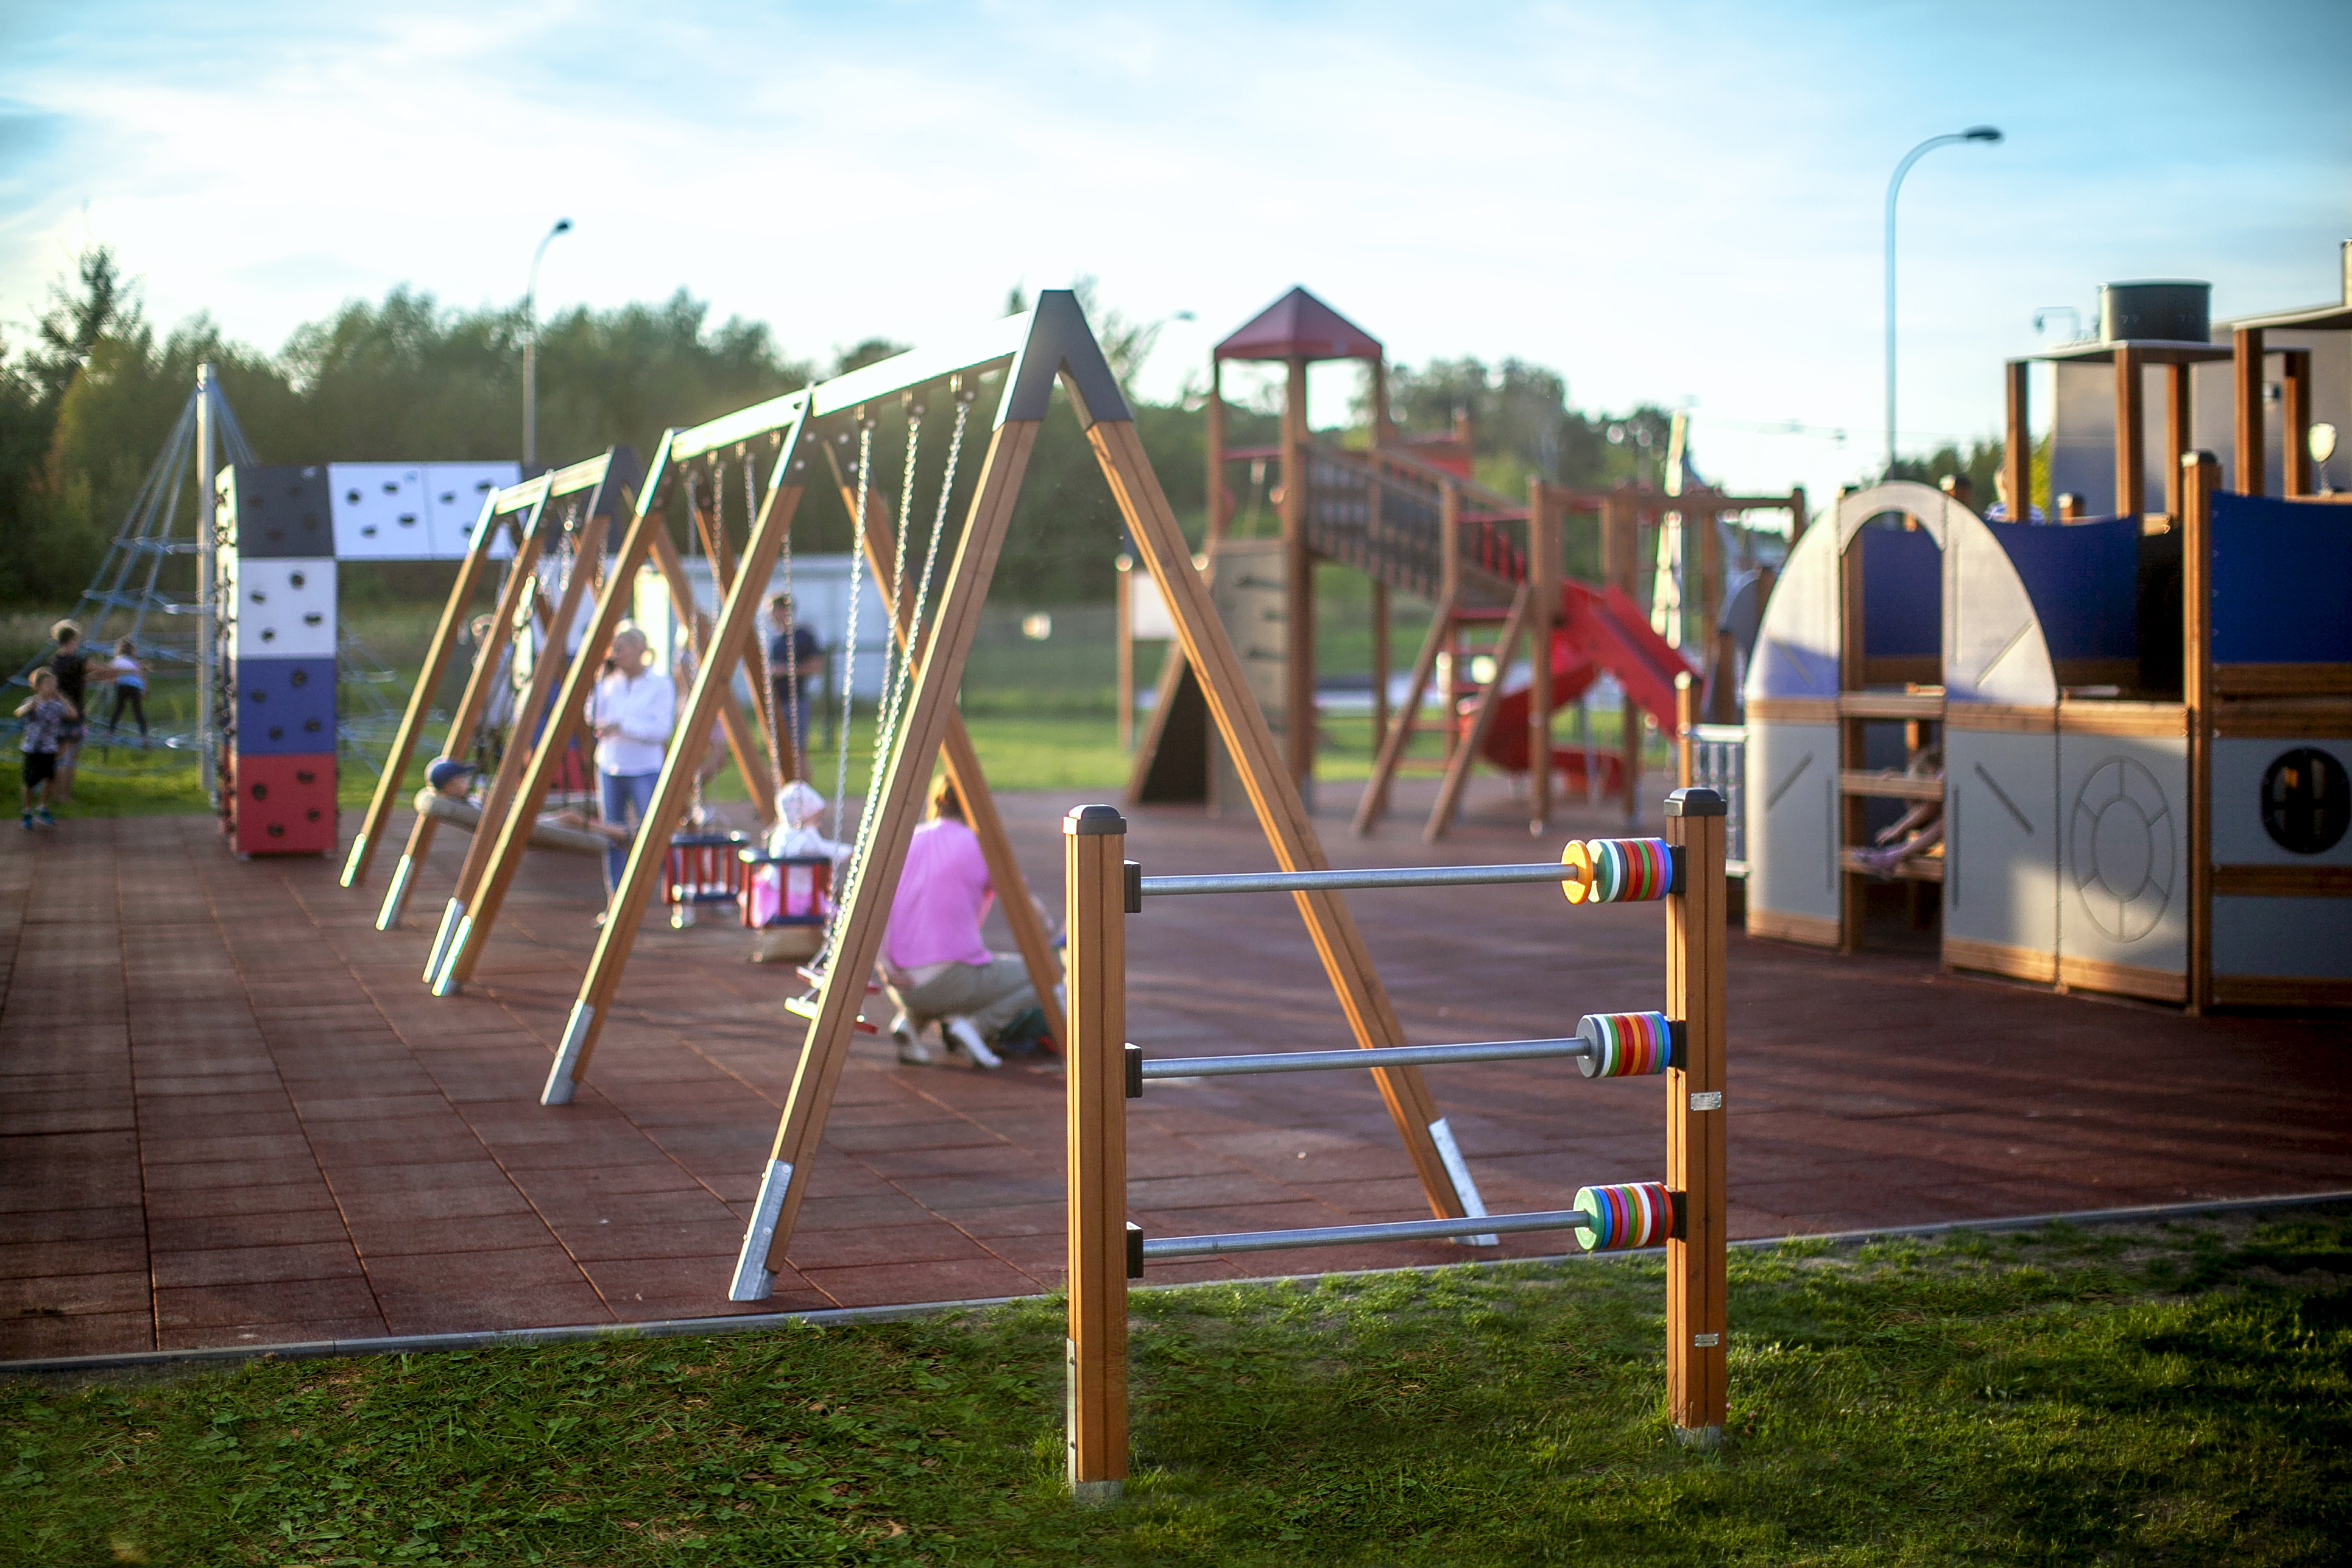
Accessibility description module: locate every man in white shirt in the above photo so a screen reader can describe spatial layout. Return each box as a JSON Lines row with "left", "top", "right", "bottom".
{"left": 584, "top": 623, "right": 676, "bottom": 901}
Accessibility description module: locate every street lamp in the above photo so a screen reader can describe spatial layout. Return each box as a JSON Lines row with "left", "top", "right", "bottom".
{"left": 523, "top": 217, "right": 573, "bottom": 469}
{"left": 1884, "top": 127, "right": 2001, "bottom": 477}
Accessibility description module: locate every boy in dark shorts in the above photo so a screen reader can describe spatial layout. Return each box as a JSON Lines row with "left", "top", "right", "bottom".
{"left": 46, "top": 621, "right": 118, "bottom": 804}
{"left": 16, "top": 667, "right": 77, "bottom": 828}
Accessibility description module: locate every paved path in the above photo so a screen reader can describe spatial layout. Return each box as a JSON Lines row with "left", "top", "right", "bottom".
{"left": 4, "top": 779, "right": 2345, "bottom": 1360}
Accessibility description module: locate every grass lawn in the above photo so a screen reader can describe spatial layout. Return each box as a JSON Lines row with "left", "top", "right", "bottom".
{"left": 5, "top": 1210, "right": 2347, "bottom": 1566}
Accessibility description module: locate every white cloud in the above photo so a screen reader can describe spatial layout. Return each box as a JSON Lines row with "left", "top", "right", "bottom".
{"left": 3, "top": 0, "right": 2347, "bottom": 509}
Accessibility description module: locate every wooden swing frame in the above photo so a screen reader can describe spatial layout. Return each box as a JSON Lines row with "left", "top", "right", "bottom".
{"left": 344, "top": 461, "right": 564, "bottom": 921}
{"left": 673, "top": 293, "right": 1480, "bottom": 1299}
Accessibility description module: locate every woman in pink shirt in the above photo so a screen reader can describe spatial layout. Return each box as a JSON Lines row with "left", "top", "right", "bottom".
{"left": 879, "top": 777, "right": 1050, "bottom": 1067}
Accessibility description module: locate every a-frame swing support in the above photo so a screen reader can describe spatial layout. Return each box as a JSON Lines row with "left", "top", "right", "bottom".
{"left": 359, "top": 476, "right": 560, "bottom": 930}
{"left": 726, "top": 292, "right": 1477, "bottom": 1300}
{"left": 445, "top": 386, "right": 1041, "bottom": 1076}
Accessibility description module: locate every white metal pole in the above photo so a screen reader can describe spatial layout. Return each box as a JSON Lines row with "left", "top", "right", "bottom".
{"left": 1884, "top": 128, "right": 2002, "bottom": 479}
{"left": 524, "top": 219, "right": 572, "bottom": 470}
{"left": 195, "top": 362, "right": 218, "bottom": 805}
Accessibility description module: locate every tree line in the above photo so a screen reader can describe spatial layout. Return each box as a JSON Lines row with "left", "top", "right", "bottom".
{"left": 2, "top": 247, "right": 1808, "bottom": 608}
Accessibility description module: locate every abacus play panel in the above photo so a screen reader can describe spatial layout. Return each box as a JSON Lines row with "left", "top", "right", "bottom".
{"left": 1058, "top": 792, "right": 1729, "bottom": 1502}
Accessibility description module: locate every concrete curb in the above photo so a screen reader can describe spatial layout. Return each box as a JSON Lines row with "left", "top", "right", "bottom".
{"left": 7, "top": 1187, "right": 2347, "bottom": 1378}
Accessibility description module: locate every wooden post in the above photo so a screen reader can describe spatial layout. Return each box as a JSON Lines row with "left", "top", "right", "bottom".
{"left": 1206, "top": 358, "right": 1229, "bottom": 546}
{"left": 434, "top": 505, "right": 610, "bottom": 975}
{"left": 378, "top": 495, "right": 553, "bottom": 934}
{"left": 1695, "top": 506, "right": 1722, "bottom": 713}
{"left": 2004, "top": 361, "right": 2032, "bottom": 521}
{"left": 2115, "top": 345, "right": 2147, "bottom": 523}
{"left": 2058, "top": 493, "right": 2083, "bottom": 521}
{"left": 2164, "top": 361, "right": 2194, "bottom": 523}
{"left": 1837, "top": 523, "right": 1865, "bottom": 950}
{"left": 1062, "top": 803, "right": 1129, "bottom": 1505}
{"left": 1352, "top": 590, "right": 1452, "bottom": 837}
{"left": 2233, "top": 328, "right": 2265, "bottom": 496}
{"left": 2183, "top": 450, "right": 2216, "bottom": 1014}
{"left": 1437, "top": 482, "right": 1461, "bottom": 772}
{"left": 1664, "top": 785, "right": 1728, "bottom": 1446}
{"left": 1526, "top": 481, "right": 1558, "bottom": 836}
{"left": 1087, "top": 417, "right": 1471, "bottom": 1221}
{"left": 1425, "top": 584, "right": 1531, "bottom": 842}
{"left": 646, "top": 528, "right": 779, "bottom": 827}
{"left": 1787, "top": 486, "right": 1808, "bottom": 548}
{"left": 821, "top": 450, "right": 1067, "bottom": 1053}
{"left": 1116, "top": 559, "right": 1135, "bottom": 752}
{"left": 439, "top": 462, "right": 675, "bottom": 993}
{"left": 544, "top": 428, "right": 813, "bottom": 1103}
{"left": 2283, "top": 348, "right": 2314, "bottom": 498}
{"left": 344, "top": 502, "right": 506, "bottom": 888}
{"left": 1282, "top": 356, "right": 1315, "bottom": 793}
{"left": 1612, "top": 496, "right": 1643, "bottom": 824}
{"left": 1370, "top": 578, "right": 1390, "bottom": 760}
{"left": 1675, "top": 671, "right": 1697, "bottom": 788}
{"left": 732, "top": 419, "right": 1045, "bottom": 1282}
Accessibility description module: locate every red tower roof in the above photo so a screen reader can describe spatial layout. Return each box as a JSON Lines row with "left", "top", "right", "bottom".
{"left": 1213, "top": 286, "right": 1382, "bottom": 362}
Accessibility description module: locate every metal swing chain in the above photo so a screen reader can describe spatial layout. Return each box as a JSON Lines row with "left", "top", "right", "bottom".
{"left": 736, "top": 447, "right": 789, "bottom": 791}
{"left": 746, "top": 448, "right": 802, "bottom": 782}
{"left": 897, "top": 385, "right": 972, "bottom": 720}
{"left": 864, "top": 401, "right": 925, "bottom": 808}
{"left": 830, "top": 403, "right": 927, "bottom": 960}
{"left": 830, "top": 421, "right": 874, "bottom": 855}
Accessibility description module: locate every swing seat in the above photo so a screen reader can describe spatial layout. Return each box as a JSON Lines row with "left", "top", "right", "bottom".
{"left": 412, "top": 787, "right": 609, "bottom": 855}
{"left": 749, "top": 925, "right": 825, "bottom": 964}
{"left": 737, "top": 850, "right": 833, "bottom": 929}
{"left": 664, "top": 832, "right": 747, "bottom": 928}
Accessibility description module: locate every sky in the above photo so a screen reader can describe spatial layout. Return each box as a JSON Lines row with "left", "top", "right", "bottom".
{"left": 4, "top": 0, "right": 2350, "bottom": 509}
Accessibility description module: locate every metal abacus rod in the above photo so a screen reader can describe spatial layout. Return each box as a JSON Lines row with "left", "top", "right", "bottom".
{"left": 1140, "top": 1036, "right": 1588, "bottom": 1079}
{"left": 1142, "top": 1207, "right": 1599, "bottom": 1261}
{"left": 1137, "top": 856, "right": 1674, "bottom": 900}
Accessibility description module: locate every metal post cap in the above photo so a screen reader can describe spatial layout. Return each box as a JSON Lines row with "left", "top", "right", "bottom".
{"left": 1664, "top": 787, "right": 1727, "bottom": 818}
{"left": 1064, "top": 803, "right": 1128, "bottom": 835}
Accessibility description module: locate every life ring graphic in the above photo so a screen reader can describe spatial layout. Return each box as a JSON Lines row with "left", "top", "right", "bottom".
{"left": 2069, "top": 757, "right": 2175, "bottom": 943}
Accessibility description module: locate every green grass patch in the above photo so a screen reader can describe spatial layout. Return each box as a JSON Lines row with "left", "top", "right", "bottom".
{"left": 7, "top": 1212, "right": 2348, "bottom": 1564}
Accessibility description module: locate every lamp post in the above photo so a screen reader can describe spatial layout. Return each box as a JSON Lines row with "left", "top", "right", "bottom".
{"left": 1884, "top": 128, "right": 2001, "bottom": 477}
{"left": 523, "top": 217, "right": 573, "bottom": 470}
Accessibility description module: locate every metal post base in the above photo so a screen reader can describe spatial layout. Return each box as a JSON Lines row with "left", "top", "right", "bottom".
{"left": 1427, "top": 1118, "right": 1499, "bottom": 1246}
{"left": 339, "top": 833, "right": 368, "bottom": 889}
{"left": 430, "top": 916, "right": 472, "bottom": 997}
{"left": 1070, "top": 1480, "right": 1123, "bottom": 1507}
{"left": 422, "top": 898, "right": 462, "bottom": 982}
{"left": 729, "top": 1159, "right": 793, "bottom": 1301}
{"left": 542, "top": 1003, "right": 592, "bottom": 1106}
{"left": 375, "top": 856, "right": 416, "bottom": 931}
{"left": 1674, "top": 1424, "right": 1723, "bottom": 1451}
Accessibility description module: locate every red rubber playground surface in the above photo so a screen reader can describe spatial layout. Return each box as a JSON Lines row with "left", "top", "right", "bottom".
{"left": 3, "top": 777, "right": 2347, "bottom": 1361}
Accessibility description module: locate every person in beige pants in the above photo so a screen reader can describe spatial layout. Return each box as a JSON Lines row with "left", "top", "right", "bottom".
{"left": 877, "top": 776, "right": 1056, "bottom": 1068}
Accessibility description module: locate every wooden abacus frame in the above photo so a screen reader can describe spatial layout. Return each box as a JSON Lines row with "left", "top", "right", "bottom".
{"left": 1060, "top": 786, "right": 1730, "bottom": 1501}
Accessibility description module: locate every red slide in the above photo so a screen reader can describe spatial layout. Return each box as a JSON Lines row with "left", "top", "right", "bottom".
{"left": 1472, "top": 582, "right": 1697, "bottom": 785}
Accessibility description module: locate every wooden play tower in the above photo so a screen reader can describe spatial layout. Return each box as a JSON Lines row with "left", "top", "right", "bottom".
{"left": 1132, "top": 286, "right": 1803, "bottom": 838}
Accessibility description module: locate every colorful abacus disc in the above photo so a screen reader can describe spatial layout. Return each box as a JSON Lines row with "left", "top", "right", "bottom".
{"left": 1572, "top": 1180, "right": 1673, "bottom": 1252}
{"left": 1577, "top": 1011, "right": 1673, "bottom": 1077}
{"left": 1559, "top": 839, "right": 1593, "bottom": 904}
{"left": 1561, "top": 838, "right": 1673, "bottom": 905}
